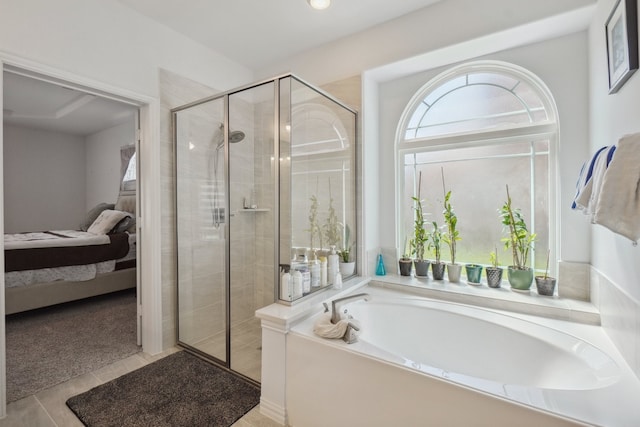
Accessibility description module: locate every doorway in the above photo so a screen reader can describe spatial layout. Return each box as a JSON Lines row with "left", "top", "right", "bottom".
{"left": 0, "top": 59, "right": 162, "bottom": 414}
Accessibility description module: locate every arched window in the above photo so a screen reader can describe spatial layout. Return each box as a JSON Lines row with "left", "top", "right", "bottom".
{"left": 396, "top": 61, "right": 558, "bottom": 272}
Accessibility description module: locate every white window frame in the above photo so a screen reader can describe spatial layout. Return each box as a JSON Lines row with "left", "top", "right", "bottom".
{"left": 395, "top": 60, "right": 559, "bottom": 275}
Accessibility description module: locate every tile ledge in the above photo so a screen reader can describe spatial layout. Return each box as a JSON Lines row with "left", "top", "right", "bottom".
{"left": 369, "top": 274, "right": 600, "bottom": 326}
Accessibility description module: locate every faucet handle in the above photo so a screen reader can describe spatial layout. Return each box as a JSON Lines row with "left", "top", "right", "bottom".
{"left": 342, "top": 322, "right": 360, "bottom": 344}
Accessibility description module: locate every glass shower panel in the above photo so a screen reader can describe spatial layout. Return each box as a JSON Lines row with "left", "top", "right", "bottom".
{"left": 279, "top": 76, "right": 357, "bottom": 302}
{"left": 175, "top": 98, "right": 227, "bottom": 363}
{"left": 228, "top": 81, "right": 276, "bottom": 382}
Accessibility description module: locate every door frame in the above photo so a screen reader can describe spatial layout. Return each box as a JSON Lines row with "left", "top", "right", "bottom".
{"left": 0, "top": 52, "right": 163, "bottom": 417}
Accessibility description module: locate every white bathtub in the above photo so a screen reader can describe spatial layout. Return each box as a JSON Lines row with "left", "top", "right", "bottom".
{"left": 286, "top": 285, "right": 640, "bottom": 426}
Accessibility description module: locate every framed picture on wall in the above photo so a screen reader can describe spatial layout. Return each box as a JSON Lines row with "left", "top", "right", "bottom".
{"left": 605, "top": 0, "right": 639, "bottom": 94}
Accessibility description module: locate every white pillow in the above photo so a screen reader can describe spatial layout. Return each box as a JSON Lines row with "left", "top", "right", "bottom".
{"left": 87, "top": 210, "right": 131, "bottom": 235}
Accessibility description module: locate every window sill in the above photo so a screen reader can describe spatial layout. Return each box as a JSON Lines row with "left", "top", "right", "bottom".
{"left": 369, "top": 274, "right": 600, "bottom": 326}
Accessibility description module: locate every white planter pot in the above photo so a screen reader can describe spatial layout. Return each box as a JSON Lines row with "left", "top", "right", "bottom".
{"left": 339, "top": 262, "right": 356, "bottom": 277}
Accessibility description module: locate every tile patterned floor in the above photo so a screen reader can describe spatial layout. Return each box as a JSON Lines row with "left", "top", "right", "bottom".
{"left": 0, "top": 347, "right": 280, "bottom": 427}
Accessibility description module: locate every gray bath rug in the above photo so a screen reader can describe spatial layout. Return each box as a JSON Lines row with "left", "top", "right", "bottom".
{"left": 6, "top": 289, "right": 139, "bottom": 402}
{"left": 66, "top": 351, "right": 261, "bottom": 427}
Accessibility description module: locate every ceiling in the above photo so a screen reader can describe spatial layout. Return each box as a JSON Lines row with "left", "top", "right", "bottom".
{"left": 117, "top": 0, "right": 443, "bottom": 70}
{"left": 3, "top": 71, "right": 137, "bottom": 136}
{"left": 3, "top": 0, "right": 443, "bottom": 136}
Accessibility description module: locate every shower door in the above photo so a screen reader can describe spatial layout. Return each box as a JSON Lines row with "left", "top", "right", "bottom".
{"left": 175, "top": 97, "right": 228, "bottom": 364}
{"left": 174, "top": 80, "right": 277, "bottom": 383}
{"left": 227, "top": 81, "right": 276, "bottom": 381}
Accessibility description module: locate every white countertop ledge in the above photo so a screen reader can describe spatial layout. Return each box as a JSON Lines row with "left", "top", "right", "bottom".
{"left": 256, "top": 274, "right": 599, "bottom": 327}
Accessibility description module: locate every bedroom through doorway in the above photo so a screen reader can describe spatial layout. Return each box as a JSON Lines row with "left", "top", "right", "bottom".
{"left": 2, "top": 66, "right": 142, "bottom": 402}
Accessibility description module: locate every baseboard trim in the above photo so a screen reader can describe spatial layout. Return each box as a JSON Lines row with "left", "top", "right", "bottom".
{"left": 259, "top": 397, "right": 287, "bottom": 426}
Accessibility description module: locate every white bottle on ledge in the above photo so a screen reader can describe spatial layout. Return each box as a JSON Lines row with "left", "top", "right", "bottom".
{"left": 328, "top": 245, "right": 339, "bottom": 286}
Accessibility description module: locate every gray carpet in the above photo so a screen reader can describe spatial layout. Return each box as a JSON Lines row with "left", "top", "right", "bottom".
{"left": 6, "top": 289, "right": 140, "bottom": 402}
{"left": 66, "top": 351, "right": 261, "bottom": 427}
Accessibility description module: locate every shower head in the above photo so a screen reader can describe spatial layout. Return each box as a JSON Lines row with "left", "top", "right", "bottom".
{"left": 229, "top": 130, "right": 245, "bottom": 144}
{"left": 215, "top": 129, "right": 246, "bottom": 150}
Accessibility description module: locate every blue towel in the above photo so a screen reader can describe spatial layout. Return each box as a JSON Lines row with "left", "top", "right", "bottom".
{"left": 572, "top": 146, "right": 616, "bottom": 213}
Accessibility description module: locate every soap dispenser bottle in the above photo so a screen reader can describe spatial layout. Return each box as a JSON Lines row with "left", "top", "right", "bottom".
{"left": 328, "top": 245, "right": 339, "bottom": 286}
{"left": 310, "top": 251, "right": 320, "bottom": 288}
{"left": 280, "top": 266, "right": 292, "bottom": 301}
{"left": 319, "top": 256, "right": 328, "bottom": 287}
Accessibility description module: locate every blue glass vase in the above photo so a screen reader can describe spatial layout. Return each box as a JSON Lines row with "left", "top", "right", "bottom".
{"left": 375, "top": 253, "right": 386, "bottom": 276}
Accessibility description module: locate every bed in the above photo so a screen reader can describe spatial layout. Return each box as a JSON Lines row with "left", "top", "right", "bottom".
{"left": 4, "top": 202, "right": 137, "bottom": 315}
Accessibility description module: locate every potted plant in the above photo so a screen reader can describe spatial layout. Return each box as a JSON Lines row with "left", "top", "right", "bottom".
{"left": 399, "top": 236, "right": 413, "bottom": 276}
{"left": 427, "top": 221, "right": 445, "bottom": 280}
{"left": 535, "top": 249, "right": 556, "bottom": 296}
{"left": 410, "top": 172, "right": 430, "bottom": 277}
{"left": 338, "top": 224, "right": 355, "bottom": 277}
{"left": 485, "top": 247, "right": 503, "bottom": 288}
{"left": 306, "top": 193, "right": 323, "bottom": 253}
{"left": 464, "top": 263, "right": 483, "bottom": 285}
{"left": 500, "top": 185, "right": 536, "bottom": 291}
{"left": 442, "top": 170, "right": 461, "bottom": 282}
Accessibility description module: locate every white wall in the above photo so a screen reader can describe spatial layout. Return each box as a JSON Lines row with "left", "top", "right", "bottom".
{"left": 0, "top": 0, "right": 253, "bottom": 99}
{"left": 588, "top": 0, "right": 640, "bottom": 379}
{"left": 85, "top": 119, "right": 136, "bottom": 210}
{"left": 3, "top": 125, "right": 86, "bottom": 232}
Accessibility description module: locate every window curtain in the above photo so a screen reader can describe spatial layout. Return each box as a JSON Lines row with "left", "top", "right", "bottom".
{"left": 120, "top": 144, "right": 136, "bottom": 194}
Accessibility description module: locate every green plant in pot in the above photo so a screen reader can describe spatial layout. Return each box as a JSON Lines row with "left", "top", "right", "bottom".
{"left": 399, "top": 236, "right": 413, "bottom": 276}
{"left": 323, "top": 178, "right": 341, "bottom": 251}
{"left": 306, "top": 193, "right": 323, "bottom": 253}
{"left": 500, "top": 185, "right": 536, "bottom": 291}
{"left": 535, "top": 249, "right": 556, "bottom": 296}
{"left": 427, "top": 221, "right": 445, "bottom": 280}
{"left": 338, "top": 224, "right": 356, "bottom": 277}
{"left": 442, "top": 170, "right": 461, "bottom": 282}
{"left": 410, "top": 172, "right": 430, "bottom": 278}
{"left": 486, "top": 247, "right": 503, "bottom": 288}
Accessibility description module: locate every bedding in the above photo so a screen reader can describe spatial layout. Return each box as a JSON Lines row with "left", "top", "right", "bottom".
{"left": 87, "top": 210, "right": 131, "bottom": 235}
{"left": 4, "top": 201, "right": 137, "bottom": 313}
{"left": 5, "top": 233, "right": 136, "bottom": 288}
{"left": 4, "top": 230, "right": 130, "bottom": 273}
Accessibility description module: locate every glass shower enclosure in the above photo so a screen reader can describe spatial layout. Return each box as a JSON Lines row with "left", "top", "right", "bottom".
{"left": 173, "top": 75, "right": 356, "bottom": 383}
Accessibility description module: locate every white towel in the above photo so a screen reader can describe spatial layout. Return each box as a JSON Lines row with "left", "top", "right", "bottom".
{"left": 593, "top": 133, "right": 640, "bottom": 242}
{"left": 313, "top": 313, "right": 361, "bottom": 339}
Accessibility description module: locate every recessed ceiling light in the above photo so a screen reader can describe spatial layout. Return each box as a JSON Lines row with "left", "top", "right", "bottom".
{"left": 308, "top": 0, "right": 331, "bottom": 10}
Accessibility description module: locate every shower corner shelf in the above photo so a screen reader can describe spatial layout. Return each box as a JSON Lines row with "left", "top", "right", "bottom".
{"left": 235, "top": 208, "right": 270, "bottom": 213}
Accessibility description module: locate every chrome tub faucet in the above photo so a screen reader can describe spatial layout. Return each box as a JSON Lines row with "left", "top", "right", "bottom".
{"left": 330, "top": 292, "right": 370, "bottom": 324}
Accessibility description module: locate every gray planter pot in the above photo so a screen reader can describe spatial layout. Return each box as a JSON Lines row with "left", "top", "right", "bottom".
{"left": 413, "top": 259, "right": 430, "bottom": 277}
{"left": 431, "top": 262, "right": 445, "bottom": 280}
{"left": 399, "top": 259, "right": 412, "bottom": 276}
{"left": 535, "top": 276, "right": 556, "bottom": 296}
{"left": 447, "top": 263, "right": 462, "bottom": 283}
{"left": 486, "top": 267, "right": 503, "bottom": 288}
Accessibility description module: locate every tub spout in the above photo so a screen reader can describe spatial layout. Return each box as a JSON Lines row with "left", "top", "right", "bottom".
{"left": 331, "top": 293, "right": 370, "bottom": 324}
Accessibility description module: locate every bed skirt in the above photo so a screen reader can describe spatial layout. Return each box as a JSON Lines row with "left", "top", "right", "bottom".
{"left": 5, "top": 268, "right": 136, "bottom": 315}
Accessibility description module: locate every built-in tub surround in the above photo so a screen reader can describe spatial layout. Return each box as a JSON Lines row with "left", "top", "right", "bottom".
{"left": 284, "top": 285, "right": 640, "bottom": 426}
{"left": 257, "top": 279, "right": 640, "bottom": 426}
